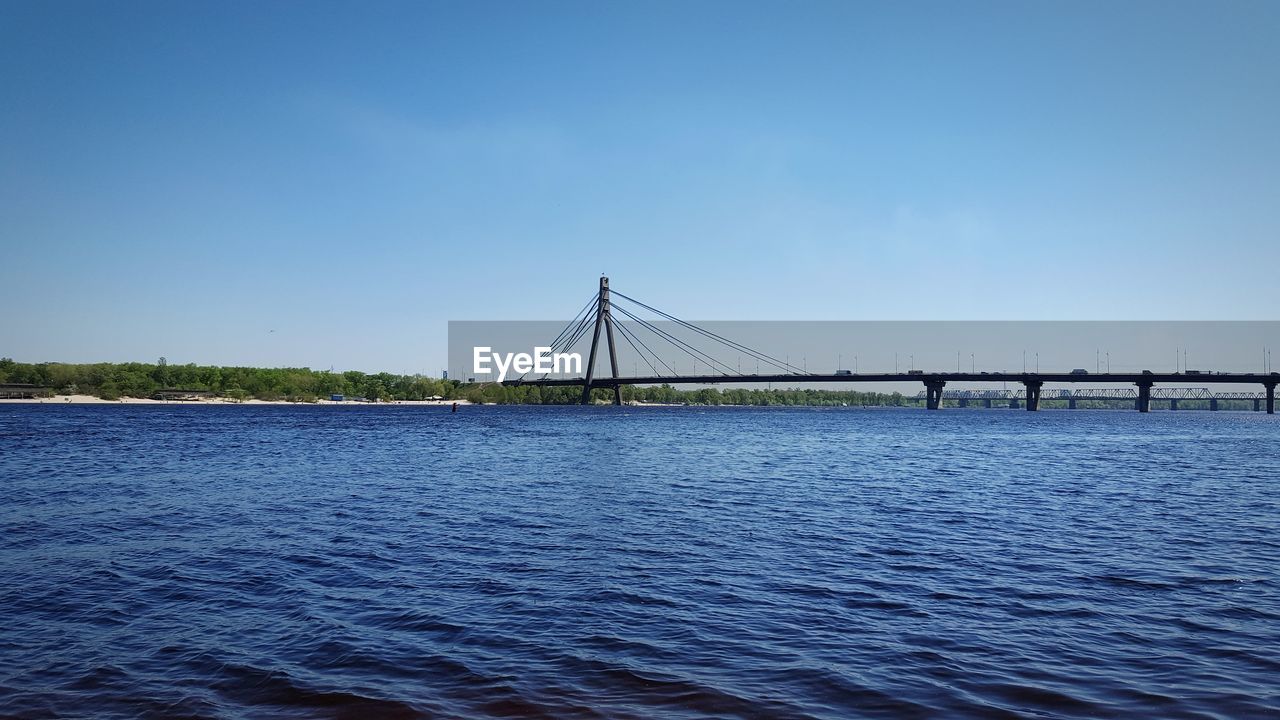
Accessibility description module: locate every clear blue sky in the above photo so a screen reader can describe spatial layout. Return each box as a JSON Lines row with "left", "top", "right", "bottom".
{"left": 3, "top": 0, "right": 1278, "bottom": 374}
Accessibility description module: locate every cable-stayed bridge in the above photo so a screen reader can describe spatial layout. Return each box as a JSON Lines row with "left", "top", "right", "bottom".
{"left": 501, "top": 277, "right": 1280, "bottom": 413}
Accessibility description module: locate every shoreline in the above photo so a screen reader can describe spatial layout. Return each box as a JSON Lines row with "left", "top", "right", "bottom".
{"left": 0, "top": 396, "right": 901, "bottom": 408}
{"left": 0, "top": 395, "right": 474, "bottom": 406}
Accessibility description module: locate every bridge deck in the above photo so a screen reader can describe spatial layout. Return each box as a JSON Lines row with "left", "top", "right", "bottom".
{"left": 505, "top": 372, "right": 1280, "bottom": 388}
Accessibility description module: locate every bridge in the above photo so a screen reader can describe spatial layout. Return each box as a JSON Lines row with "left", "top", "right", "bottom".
{"left": 500, "top": 277, "right": 1279, "bottom": 413}
{"left": 908, "top": 387, "right": 1272, "bottom": 411}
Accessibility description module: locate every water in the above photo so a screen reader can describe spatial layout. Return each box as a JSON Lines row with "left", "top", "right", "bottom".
{"left": 2, "top": 405, "right": 1278, "bottom": 719}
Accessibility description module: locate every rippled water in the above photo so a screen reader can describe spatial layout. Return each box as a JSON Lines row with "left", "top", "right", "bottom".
{"left": 2, "top": 405, "right": 1278, "bottom": 718}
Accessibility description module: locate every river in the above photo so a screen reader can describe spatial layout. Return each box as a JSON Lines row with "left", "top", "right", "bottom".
{"left": 2, "top": 405, "right": 1277, "bottom": 718}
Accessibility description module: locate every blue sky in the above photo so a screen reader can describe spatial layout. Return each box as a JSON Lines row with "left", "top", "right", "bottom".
{"left": 3, "top": 1, "right": 1278, "bottom": 373}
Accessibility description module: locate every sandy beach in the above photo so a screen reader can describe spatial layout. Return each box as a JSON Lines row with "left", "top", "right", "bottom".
{"left": 0, "top": 395, "right": 474, "bottom": 406}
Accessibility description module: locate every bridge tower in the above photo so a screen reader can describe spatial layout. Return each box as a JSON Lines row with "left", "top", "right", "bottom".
{"left": 580, "top": 276, "right": 624, "bottom": 406}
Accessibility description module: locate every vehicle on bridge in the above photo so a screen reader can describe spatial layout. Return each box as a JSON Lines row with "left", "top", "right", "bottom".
{"left": 1071, "top": 369, "right": 1088, "bottom": 375}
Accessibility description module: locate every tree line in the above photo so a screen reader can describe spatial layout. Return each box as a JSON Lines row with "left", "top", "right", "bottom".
{"left": 0, "top": 358, "right": 458, "bottom": 402}
{"left": 0, "top": 358, "right": 907, "bottom": 406}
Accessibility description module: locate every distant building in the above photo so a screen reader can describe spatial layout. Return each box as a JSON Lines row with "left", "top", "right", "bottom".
{"left": 330, "top": 394, "right": 345, "bottom": 401}
{"left": 153, "top": 389, "right": 216, "bottom": 401}
{"left": 0, "top": 383, "right": 49, "bottom": 399}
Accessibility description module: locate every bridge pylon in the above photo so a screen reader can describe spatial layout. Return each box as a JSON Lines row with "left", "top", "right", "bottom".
{"left": 580, "top": 276, "right": 623, "bottom": 406}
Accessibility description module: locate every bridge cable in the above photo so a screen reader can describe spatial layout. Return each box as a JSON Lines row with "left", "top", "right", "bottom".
{"left": 545, "top": 291, "right": 600, "bottom": 354}
{"left": 555, "top": 312, "right": 595, "bottom": 355}
{"left": 561, "top": 304, "right": 604, "bottom": 350}
{"left": 612, "top": 292, "right": 809, "bottom": 376}
{"left": 529, "top": 310, "right": 599, "bottom": 381}
{"left": 551, "top": 316, "right": 595, "bottom": 357}
{"left": 610, "top": 303, "right": 737, "bottom": 376}
{"left": 517, "top": 290, "right": 599, "bottom": 382}
{"left": 610, "top": 294, "right": 750, "bottom": 373}
{"left": 610, "top": 291, "right": 812, "bottom": 375}
{"left": 612, "top": 318, "right": 666, "bottom": 377}
{"left": 611, "top": 317, "right": 680, "bottom": 376}
{"left": 614, "top": 317, "right": 678, "bottom": 377}
{"left": 611, "top": 303, "right": 722, "bottom": 373}
{"left": 610, "top": 290, "right": 796, "bottom": 373}
{"left": 617, "top": 304, "right": 758, "bottom": 377}
{"left": 611, "top": 303, "right": 740, "bottom": 376}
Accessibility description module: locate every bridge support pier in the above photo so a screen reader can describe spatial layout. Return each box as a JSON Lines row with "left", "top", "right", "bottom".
{"left": 958, "top": 398, "right": 969, "bottom": 408}
{"left": 1010, "top": 398, "right": 1019, "bottom": 409}
{"left": 1209, "top": 398, "right": 1219, "bottom": 411}
{"left": 984, "top": 398, "right": 993, "bottom": 409}
{"left": 1267, "top": 383, "right": 1276, "bottom": 415}
{"left": 1169, "top": 399, "right": 1178, "bottom": 412}
{"left": 1023, "top": 380, "right": 1043, "bottom": 411}
{"left": 924, "top": 380, "right": 946, "bottom": 410}
{"left": 1068, "top": 397, "right": 1077, "bottom": 410}
{"left": 1136, "top": 381, "right": 1153, "bottom": 413}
